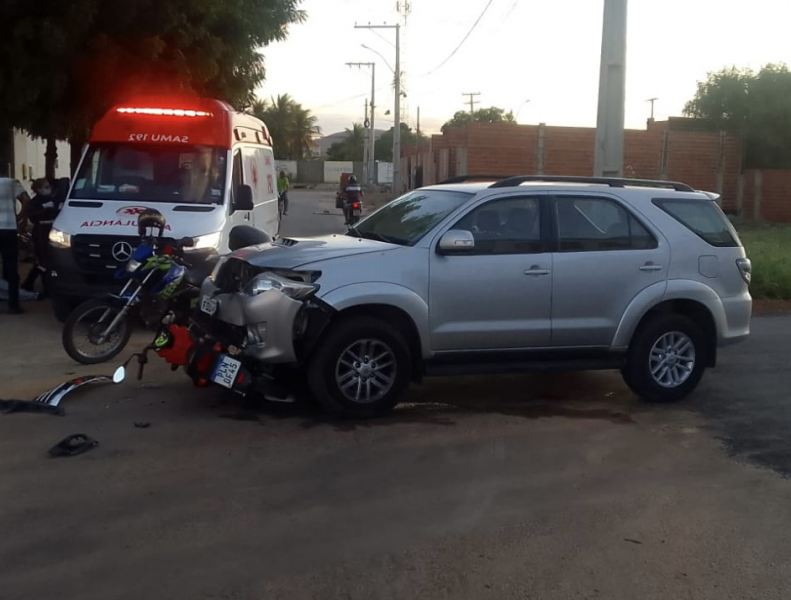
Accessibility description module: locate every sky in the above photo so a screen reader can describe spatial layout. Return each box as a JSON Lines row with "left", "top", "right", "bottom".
{"left": 258, "top": 0, "right": 791, "bottom": 137}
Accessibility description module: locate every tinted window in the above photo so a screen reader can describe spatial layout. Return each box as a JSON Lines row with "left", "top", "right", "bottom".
{"left": 555, "top": 197, "right": 657, "bottom": 252}
{"left": 454, "top": 197, "right": 542, "bottom": 254}
{"left": 654, "top": 198, "right": 740, "bottom": 247}
{"left": 352, "top": 190, "right": 472, "bottom": 246}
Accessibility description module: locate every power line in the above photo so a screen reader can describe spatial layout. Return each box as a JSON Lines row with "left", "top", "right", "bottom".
{"left": 420, "top": 0, "right": 497, "bottom": 77}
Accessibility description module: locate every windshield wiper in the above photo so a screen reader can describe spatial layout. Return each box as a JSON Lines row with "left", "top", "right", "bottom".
{"left": 346, "top": 227, "right": 407, "bottom": 246}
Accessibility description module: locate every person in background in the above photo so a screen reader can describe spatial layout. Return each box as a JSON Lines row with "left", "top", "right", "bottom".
{"left": 21, "top": 178, "right": 60, "bottom": 295}
{"left": 343, "top": 175, "right": 363, "bottom": 226}
{"left": 277, "top": 170, "right": 289, "bottom": 216}
{"left": 0, "top": 177, "right": 30, "bottom": 314}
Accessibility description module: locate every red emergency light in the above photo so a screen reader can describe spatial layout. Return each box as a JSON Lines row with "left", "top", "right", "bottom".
{"left": 116, "top": 107, "right": 213, "bottom": 117}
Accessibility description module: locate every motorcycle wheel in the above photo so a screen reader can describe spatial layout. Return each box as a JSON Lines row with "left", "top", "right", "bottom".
{"left": 62, "top": 298, "right": 132, "bottom": 364}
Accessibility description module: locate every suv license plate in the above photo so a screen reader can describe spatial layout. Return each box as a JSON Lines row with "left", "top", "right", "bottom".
{"left": 201, "top": 296, "right": 218, "bottom": 315}
{"left": 211, "top": 355, "right": 242, "bottom": 389}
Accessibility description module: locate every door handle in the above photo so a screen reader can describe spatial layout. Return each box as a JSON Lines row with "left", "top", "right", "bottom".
{"left": 639, "top": 262, "right": 663, "bottom": 272}
{"left": 524, "top": 266, "right": 551, "bottom": 276}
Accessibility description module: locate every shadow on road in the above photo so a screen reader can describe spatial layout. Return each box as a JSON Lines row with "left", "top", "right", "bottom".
{"left": 218, "top": 371, "right": 639, "bottom": 432}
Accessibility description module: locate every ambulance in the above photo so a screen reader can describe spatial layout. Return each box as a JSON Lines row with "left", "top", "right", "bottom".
{"left": 48, "top": 97, "right": 280, "bottom": 320}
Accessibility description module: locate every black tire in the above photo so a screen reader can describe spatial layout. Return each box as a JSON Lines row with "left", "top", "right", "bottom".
{"left": 52, "top": 295, "right": 78, "bottom": 323}
{"left": 62, "top": 298, "right": 132, "bottom": 364}
{"left": 622, "top": 314, "right": 707, "bottom": 403}
{"left": 307, "top": 316, "right": 412, "bottom": 418}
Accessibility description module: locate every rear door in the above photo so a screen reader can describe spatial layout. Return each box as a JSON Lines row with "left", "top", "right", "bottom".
{"left": 429, "top": 195, "right": 553, "bottom": 351}
{"left": 549, "top": 194, "right": 669, "bottom": 347}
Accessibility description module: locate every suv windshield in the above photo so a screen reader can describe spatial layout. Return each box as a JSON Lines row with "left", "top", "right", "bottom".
{"left": 350, "top": 189, "right": 473, "bottom": 245}
{"left": 71, "top": 143, "right": 227, "bottom": 204}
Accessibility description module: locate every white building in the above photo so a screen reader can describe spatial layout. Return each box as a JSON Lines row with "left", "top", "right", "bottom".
{"left": 1, "top": 129, "right": 71, "bottom": 192}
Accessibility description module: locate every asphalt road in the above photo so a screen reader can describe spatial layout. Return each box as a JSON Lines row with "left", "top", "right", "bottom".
{"left": 1, "top": 189, "right": 791, "bottom": 600}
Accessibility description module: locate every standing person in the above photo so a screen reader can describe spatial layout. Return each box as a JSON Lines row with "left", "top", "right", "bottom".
{"left": 277, "top": 170, "right": 290, "bottom": 216}
{"left": 0, "top": 177, "right": 29, "bottom": 314}
{"left": 21, "top": 178, "right": 60, "bottom": 295}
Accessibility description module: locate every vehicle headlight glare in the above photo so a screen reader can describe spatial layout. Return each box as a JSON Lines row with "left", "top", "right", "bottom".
{"left": 49, "top": 228, "right": 71, "bottom": 248}
{"left": 189, "top": 231, "right": 222, "bottom": 250}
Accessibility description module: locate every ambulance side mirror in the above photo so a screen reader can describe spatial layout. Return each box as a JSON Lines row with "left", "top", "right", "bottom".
{"left": 234, "top": 184, "right": 254, "bottom": 212}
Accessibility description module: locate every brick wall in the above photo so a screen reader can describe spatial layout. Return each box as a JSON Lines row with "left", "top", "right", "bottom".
{"left": 405, "top": 119, "right": 750, "bottom": 214}
{"left": 742, "top": 169, "right": 791, "bottom": 222}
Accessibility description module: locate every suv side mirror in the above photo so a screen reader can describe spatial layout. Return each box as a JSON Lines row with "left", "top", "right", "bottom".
{"left": 234, "top": 184, "right": 254, "bottom": 212}
{"left": 437, "top": 229, "right": 475, "bottom": 254}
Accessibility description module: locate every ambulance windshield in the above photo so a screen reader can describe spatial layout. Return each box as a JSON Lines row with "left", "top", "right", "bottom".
{"left": 71, "top": 143, "right": 227, "bottom": 205}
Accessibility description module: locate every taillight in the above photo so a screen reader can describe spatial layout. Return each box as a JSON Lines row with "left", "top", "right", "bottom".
{"left": 352, "top": 202, "right": 360, "bottom": 209}
{"left": 736, "top": 258, "right": 752, "bottom": 285}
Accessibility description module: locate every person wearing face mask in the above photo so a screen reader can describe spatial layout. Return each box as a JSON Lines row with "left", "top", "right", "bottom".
{"left": 0, "top": 176, "right": 28, "bottom": 313}
{"left": 21, "top": 178, "right": 60, "bottom": 295}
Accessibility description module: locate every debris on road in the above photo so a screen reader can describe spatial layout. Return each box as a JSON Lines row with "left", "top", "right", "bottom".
{"left": 48, "top": 434, "right": 99, "bottom": 458}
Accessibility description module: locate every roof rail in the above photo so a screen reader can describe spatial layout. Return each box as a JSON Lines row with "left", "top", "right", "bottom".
{"left": 488, "top": 175, "right": 695, "bottom": 192}
{"left": 439, "top": 174, "right": 514, "bottom": 185}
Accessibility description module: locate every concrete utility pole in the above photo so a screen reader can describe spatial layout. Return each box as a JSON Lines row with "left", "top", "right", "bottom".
{"left": 462, "top": 92, "right": 481, "bottom": 114}
{"left": 594, "top": 0, "right": 628, "bottom": 178}
{"left": 355, "top": 23, "right": 401, "bottom": 192}
{"left": 363, "top": 99, "right": 370, "bottom": 184}
{"left": 647, "top": 97, "right": 658, "bottom": 121}
{"left": 346, "top": 61, "right": 376, "bottom": 185}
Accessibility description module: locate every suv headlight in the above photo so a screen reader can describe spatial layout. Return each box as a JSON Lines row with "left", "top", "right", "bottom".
{"left": 188, "top": 231, "right": 222, "bottom": 251}
{"left": 244, "top": 272, "right": 318, "bottom": 300}
{"left": 49, "top": 228, "right": 71, "bottom": 248}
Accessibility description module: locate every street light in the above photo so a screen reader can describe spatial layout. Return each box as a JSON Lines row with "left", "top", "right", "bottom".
{"left": 361, "top": 44, "right": 394, "bottom": 74}
{"left": 515, "top": 99, "right": 531, "bottom": 122}
{"left": 356, "top": 25, "right": 402, "bottom": 191}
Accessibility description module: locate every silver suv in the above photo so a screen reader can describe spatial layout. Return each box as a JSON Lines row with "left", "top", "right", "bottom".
{"left": 200, "top": 176, "right": 752, "bottom": 417}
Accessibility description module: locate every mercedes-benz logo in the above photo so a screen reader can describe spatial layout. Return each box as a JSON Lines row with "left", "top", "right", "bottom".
{"left": 111, "top": 241, "right": 133, "bottom": 262}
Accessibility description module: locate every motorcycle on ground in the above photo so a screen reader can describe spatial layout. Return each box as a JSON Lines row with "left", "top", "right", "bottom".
{"left": 61, "top": 209, "right": 218, "bottom": 364}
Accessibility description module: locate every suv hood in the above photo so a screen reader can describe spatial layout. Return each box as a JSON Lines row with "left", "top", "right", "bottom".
{"left": 230, "top": 234, "right": 398, "bottom": 269}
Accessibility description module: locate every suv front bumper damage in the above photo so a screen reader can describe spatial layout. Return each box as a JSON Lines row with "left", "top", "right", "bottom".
{"left": 200, "top": 278, "right": 302, "bottom": 363}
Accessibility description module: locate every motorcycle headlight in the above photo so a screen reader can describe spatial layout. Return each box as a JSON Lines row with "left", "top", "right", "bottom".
{"left": 244, "top": 272, "right": 318, "bottom": 300}
{"left": 48, "top": 228, "right": 71, "bottom": 248}
{"left": 188, "top": 231, "right": 222, "bottom": 251}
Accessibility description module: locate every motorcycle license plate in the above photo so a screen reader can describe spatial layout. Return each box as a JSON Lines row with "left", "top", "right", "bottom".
{"left": 201, "top": 296, "right": 218, "bottom": 315}
{"left": 211, "top": 355, "right": 242, "bottom": 389}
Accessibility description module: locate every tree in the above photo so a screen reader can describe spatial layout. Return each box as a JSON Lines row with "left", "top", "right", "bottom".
{"left": 0, "top": 0, "right": 306, "bottom": 176}
{"left": 683, "top": 67, "right": 752, "bottom": 131}
{"left": 374, "top": 123, "right": 425, "bottom": 162}
{"left": 327, "top": 123, "right": 367, "bottom": 162}
{"left": 251, "top": 94, "right": 320, "bottom": 160}
{"left": 684, "top": 64, "right": 791, "bottom": 168}
{"left": 441, "top": 106, "right": 516, "bottom": 133}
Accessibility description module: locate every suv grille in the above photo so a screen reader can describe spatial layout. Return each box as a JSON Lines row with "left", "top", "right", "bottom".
{"left": 215, "top": 258, "right": 261, "bottom": 293}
